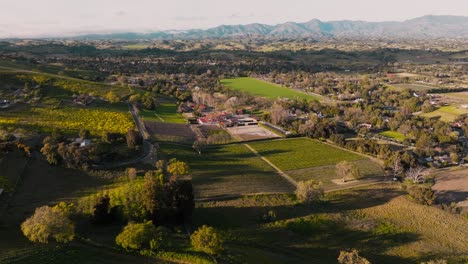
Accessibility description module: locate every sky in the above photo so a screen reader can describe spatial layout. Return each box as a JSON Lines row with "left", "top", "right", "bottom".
{"left": 0, "top": 0, "right": 467, "bottom": 38}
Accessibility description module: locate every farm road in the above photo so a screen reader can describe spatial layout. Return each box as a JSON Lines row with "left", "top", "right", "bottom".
{"left": 243, "top": 143, "right": 298, "bottom": 187}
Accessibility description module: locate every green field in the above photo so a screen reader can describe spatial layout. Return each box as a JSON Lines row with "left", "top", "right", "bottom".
{"left": 159, "top": 143, "right": 293, "bottom": 199}
{"left": 248, "top": 138, "right": 383, "bottom": 185}
{"left": 141, "top": 103, "right": 186, "bottom": 124}
{"left": 387, "top": 83, "right": 437, "bottom": 92}
{"left": 379, "top": 131, "right": 407, "bottom": 141}
{"left": 221, "top": 77, "right": 320, "bottom": 101}
{"left": 249, "top": 138, "right": 364, "bottom": 171}
{"left": 421, "top": 105, "right": 468, "bottom": 122}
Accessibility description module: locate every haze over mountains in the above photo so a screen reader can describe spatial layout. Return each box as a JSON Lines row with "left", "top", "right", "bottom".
{"left": 73, "top": 15, "right": 468, "bottom": 40}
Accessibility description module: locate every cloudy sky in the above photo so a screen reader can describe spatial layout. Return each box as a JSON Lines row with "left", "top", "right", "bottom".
{"left": 1, "top": 0, "right": 467, "bottom": 38}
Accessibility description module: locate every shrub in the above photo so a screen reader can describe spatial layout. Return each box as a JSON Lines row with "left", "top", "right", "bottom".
{"left": 149, "top": 226, "right": 172, "bottom": 251}
{"left": 92, "top": 195, "right": 111, "bottom": 224}
{"left": 21, "top": 206, "right": 75, "bottom": 243}
{"left": 115, "top": 221, "right": 157, "bottom": 250}
{"left": 407, "top": 185, "right": 436, "bottom": 205}
{"left": 338, "top": 250, "right": 371, "bottom": 264}
{"left": 295, "top": 180, "right": 324, "bottom": 204}
{"left": 190, "top": 225, "right": 224, "bottom": 255}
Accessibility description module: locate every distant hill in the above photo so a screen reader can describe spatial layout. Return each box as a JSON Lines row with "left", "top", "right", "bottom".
{"left": 73, "top": 15, "right": 468, "bottom": 40}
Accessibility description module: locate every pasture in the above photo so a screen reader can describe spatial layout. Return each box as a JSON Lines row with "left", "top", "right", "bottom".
{"left": 379, "top": 131, "right": 407, "bottom": 141}
{"left": 194, "top": 185, "right": 468, "bottom": 263}
{"left": 248, "top": 138, "right": 383, "bottom": 186}
{"left": 421, "top": 105, "right": 468, "bottom": 122}
{"left": 140, "top": 103, "right": 186, "bottom": 124}
{"left": 221, "top": 77, "right": 320, "bottom": 101}
{"left": 158, "top": 143, "right": 293, "bottom": 199}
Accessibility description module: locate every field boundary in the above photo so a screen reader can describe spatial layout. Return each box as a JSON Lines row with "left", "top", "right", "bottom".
{"left": 243, "top": 143, "right": 297, "bottom": 187}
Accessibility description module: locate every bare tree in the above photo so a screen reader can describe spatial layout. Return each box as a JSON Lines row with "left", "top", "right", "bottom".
{"left": 405, "top": 167, "right": 428, "bottom": 184}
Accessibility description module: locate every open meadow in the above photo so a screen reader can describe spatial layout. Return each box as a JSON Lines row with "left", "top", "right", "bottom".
{"left": 193, "top": 185, "right": 468, "bottom": 264}
{"left": 221, "top": 77, "right": 320, "bottom": 101}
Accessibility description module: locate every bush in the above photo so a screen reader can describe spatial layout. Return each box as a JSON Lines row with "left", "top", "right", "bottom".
{"left": 338, "top": 250, "right": 371, "bottom": 264}
{"left": 115, "top": 221, "right": 157, "bottom": 250}
{"left": 295, "top": 180, "right": 324, "bottom": 204}
{"left": 407, "top": 185, "right": 436, "bottom": 205}
{"left": 149, "top": 226, "right": 172, "bottom": 251}
{"left": 21, "top": 206, "right": 75, "bottom": 243}
{"left": 190, "top": 225, "right": 224, "bottom": 255}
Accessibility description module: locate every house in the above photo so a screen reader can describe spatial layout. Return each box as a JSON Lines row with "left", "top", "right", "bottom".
{"left": 0, "top": 99, "right": 10, "bottom": 109}
{"left": 80, "top": 139, "right": 92, "bottom": 148}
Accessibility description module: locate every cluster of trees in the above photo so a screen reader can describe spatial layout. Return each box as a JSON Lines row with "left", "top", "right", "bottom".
{"left": 40, "top": 128, "right": 142, "bottom": 168}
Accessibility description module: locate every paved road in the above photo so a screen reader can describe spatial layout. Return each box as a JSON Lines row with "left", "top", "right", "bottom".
{"left": 93, "top": 104, "right": 155, "bottom": 169}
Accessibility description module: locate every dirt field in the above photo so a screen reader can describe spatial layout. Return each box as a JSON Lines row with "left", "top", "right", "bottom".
{"left": 144, "top": 121, "right": 196, "bottom": 143}
{"left": 226, "top": 125, "right": 280, "bottom": 141}
{"left": 432, "top": 168, "right": 468, "bottom": 207}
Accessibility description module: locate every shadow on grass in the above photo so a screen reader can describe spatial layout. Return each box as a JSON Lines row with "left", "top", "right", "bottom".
{"left": 194, "top": 188, "right": 418, "bottom": 264}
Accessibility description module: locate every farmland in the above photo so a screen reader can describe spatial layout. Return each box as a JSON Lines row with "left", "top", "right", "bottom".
{"left": 221, "top": 77, "right": 320, "bottom": 101}
{"left": 0, "top": 104, "right": 134, "bottom": 135}
{"left": 249, "top": 138, "right": 365, "bottom": 170}
{"left": 140, "top": 103, "right": 186, "bottom": 124}
{"left": 248, "top": 138, "right": 384, "bottom": 186}
{"left": 159, "top": 143, "right": 293, "bottom": 199}
{"left": 421, "top": 105, "right": 468, "bottom": 122}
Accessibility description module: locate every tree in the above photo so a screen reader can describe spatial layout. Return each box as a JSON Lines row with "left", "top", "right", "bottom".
{"left": 126, "top": 167, "right": 138, "bottom": 181}
{"left": 93, "top": 195, "right": 111, "bottom": 224}
{"left": 190, "top": 225, "right": 224, "bottom": 255}
{"left": 105, "top": 91, "right": 120, "bottom": 103}
{"left": 338, "top": 250, "right": 371, "bottom": 264}
{"left": 387, "top": 154, "right": 404, "bottom": 179}
{"left": 295, "top": 180, "right": 324, "bottom": 203}
{"left": 142, "top": 172, "right": 164, "bottom": 214}
{"left": 192, "top": 140, "right": 207, "bottom": 155}
{"left": 21, "top": 206, "right": 75, "bottom": 243}
{"left": 115, "top": 221, "right": 157, "bottom": 250}
{"left": 405, "top": 167, "right": 428, "bottom": 184}
{"left": 126, "top": 129, "right": 142, "bottom": 149}
{"left": 336, "top": 161, "right": 361, "bottom": 182}
{"left": 40, "top": 138, "right": 60, "bottom": 165}
{"left": 79, "top": 128, "right": 90, "bottom": 139}
{"left": 167, "top": 159, "right": 189, "bottom": 179}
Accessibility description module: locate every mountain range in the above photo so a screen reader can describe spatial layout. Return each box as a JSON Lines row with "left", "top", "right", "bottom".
{"left": 74, "top": 15, "right": 468, "bottom": 40}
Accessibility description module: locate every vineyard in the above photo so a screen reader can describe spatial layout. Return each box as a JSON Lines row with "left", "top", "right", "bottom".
{"left": 0, "top": 106, "right": 134, "bottom": 135}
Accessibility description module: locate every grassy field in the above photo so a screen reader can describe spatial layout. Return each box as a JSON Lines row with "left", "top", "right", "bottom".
{"left": 248, "top": 138, "right": 383, "bottom": 186}
{"left": 248, "top": 138, "right": 364, "bottom": 171}
{"left": 194, "top": 185, "right": 468, "bottom": 263}
{"left": 0, "top": 104, "right": 134, "bottom": 135}
{"left": 379, "top": 131, "right": 407, "bottom": 141}
{"left": 221, "top": 77, "right": 320, "bottom": 101}
{"left": 387, "top": 83, "right": 438, "bottom": 92}
{"left": 421, "top": 105, "right": 468, "bottom": 122}
{"left": 140, "top": 103, "right": 186, "bottom": 124}
{"left": 159, "top": 143, "right": 293, "bottom": 199}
